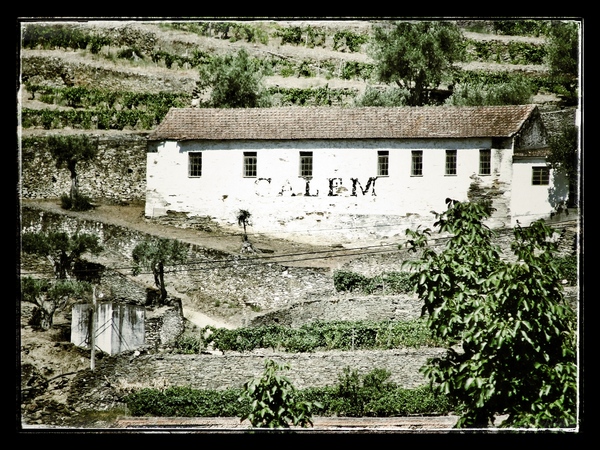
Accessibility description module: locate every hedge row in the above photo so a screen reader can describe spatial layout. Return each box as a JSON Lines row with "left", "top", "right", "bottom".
{"left": 124, "top": 368, "right": 456, "bottom": 418}
{"left": 176, "top": 318, "right": 441, "bottom": 354}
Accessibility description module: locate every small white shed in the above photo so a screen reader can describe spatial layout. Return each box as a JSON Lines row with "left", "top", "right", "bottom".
{"left": 71, "top": 302, "right": 145, "bottom": 356}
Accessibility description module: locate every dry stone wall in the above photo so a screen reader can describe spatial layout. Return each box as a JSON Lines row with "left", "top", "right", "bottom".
{"left": 21, "top": 133, "right": 148, "bottom": 204}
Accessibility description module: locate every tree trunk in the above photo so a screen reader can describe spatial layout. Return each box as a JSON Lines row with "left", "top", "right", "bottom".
{"left": 69, "top": 167, "right": 78, "bottom": 203}
{"left": 158, "top": 261, "right": 167, "bottom": 304}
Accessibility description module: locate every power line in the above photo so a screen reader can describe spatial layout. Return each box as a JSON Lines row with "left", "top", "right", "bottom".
{"left": 20, "top": 240, "right": 406, "bottom": 278}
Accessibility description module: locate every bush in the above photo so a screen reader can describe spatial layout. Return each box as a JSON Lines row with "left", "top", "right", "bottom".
{"left": 239, "top": 359, "right": 319, "bottom": 428}
{"left": 446, "top": 74, "right": 536, "bottom": 106}
{"left": 173, "top": 333, "right": 204, "bottom": 354}
{"left": 61, "top": 192, "right": 94, "bottom": 211}
{"left": 125, "top": 386, "right": 247, "bottom": 417}
{"left": 556, "top": 255, "right": 578, "bottom": 286}
{"left": 333, "top": 270, "right": 370, "bottom": 292}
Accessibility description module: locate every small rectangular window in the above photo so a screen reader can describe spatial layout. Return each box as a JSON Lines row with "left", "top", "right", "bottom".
{"left": 479, "top": 149, "right": 491, "bottom": 175}
{"left": 299, "top": 151, "right": 313, "bottom": 177}
{"left": 378, "top": 151, "right": 389, "bottom": 176}
{"left": 445, "top": 150, "right": 457, "bottom": 176}
{"left": 411, "top": 150, "right": 423, "bottom": 176}
{"left": 532, "top": 166, "right": 550, "bottom": 185}
{"left": 243, "top": 152, "right": 257, "bottom": 178}
{"left": 188, "top": 152, "right": 202, "bottom": 177}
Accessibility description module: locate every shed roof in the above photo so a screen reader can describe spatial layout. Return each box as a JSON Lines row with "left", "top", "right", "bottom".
{"left": 147, "top": 105, "right": 539, "bottom": 141}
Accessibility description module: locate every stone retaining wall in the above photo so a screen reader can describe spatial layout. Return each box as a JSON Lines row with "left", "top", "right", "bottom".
{"left": 21, "top": 133, "right": 148, "bottom": 204}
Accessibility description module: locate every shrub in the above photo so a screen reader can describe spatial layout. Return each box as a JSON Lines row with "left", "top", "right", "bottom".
{"left": 173, "top": 333, "right": 204, "bottom": 354}
{"left": 60, "top": 192, "right": 94, "bottom": 211}
{"left": 333, "top": 270, "right": 370, "bottom": 292}
{"left": 238, "top": 359, "right": 319, "bottom": 428}
{"left": 556, "top": 255, "right": 578, "bottom": 286}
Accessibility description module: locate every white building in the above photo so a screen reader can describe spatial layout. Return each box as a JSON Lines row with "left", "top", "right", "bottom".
{"left": 145, "top": 105, "right": 569, "bottom": 244}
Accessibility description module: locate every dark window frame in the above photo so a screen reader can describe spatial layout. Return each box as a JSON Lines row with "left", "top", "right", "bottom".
{"left": 378, "top": 150, "right": 389, "bottom": 177}
{"left": 299, "top": 151, "right": 313, "bottom": 178}
{"left": 532, "top": 166, "right": 550, "bottom": 185}
{"left": 445, "top": 149, "right": 457, "bottom": 176}
{"left": 243, "top": 151, "right": 257, "bottom": 178}
{"left": 188, "top": 152, "right": 202, "bottom": 177}
{"left": 411, "top": 150, "right": 423, "bottom": 176}
{"left": 479, "top": 149, "right": 491, "bottom": 176}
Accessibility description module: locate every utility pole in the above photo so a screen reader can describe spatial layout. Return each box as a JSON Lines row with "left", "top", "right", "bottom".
{"left": 90, "top": 285, "right": 97, "bottom": 371}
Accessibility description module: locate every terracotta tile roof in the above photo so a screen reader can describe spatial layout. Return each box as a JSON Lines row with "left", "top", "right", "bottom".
{"left": 147, "top": 105, "right": 539, "bottom": 141}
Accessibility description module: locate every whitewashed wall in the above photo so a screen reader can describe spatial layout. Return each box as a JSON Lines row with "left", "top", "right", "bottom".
{"left": 510, "top": 157, "right": 569, "bottom": 226}
{"left": 146, "top": 138, "right": 530, "bottom": 244}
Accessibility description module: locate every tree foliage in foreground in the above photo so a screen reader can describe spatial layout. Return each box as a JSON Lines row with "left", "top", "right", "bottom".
{"left": 547, "top": 123, "right": 580, "bottom": 186}
{"left": 238, "top": 359, "right": 320, "bottom": 428}
{"left": 546, "top": 20, "right": 580, "bottom": 101}
{"left": 404, "top": 199, "right": 578, "bottom": 428}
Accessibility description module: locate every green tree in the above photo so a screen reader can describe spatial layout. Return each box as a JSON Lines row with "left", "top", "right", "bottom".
{"left": 131, "top": 238, "right": 188, "bottom": 305}
{"left": 369, "top": 21, "right": 465, "bottom": 106}
{"left": 22, "top": 231, "right": 103, "bottom": 280}
{"left": 547, "top": 124, "right": 579, "bottom": 198}
{"left": 546, "top": 20, "right": 580, "bottom": 102}
{"left": 238, "top": 359, "right": 319, "bottom": 428}
{"left": 46, "top": 134, "right": 99, "bottom": 211}
{"left": 196, "top": 48, "right": 271, "bottom": 108}
{"left": 21, "top": 277, "right": 91, "bottom": 330}
{"left": 404, "top": 199, "right": 578, "bottom": 428}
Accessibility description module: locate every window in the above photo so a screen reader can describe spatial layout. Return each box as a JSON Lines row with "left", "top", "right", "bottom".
{"left": 479, "top": 149, "right": 491, "bottom": 175}
{"left": 378, "top": 151, "right": 389, "bottom": 176}
{"left": 411, "top": 150, "right": 423, "bottom": 176}
{"left": 532, "top": 166, "right": 550, "bottom": 185}
{"left": 243, "top": 152, "right": 257, "bottom": 177}
{"left": 299, "top": 151, "right": 313, "bottom": 177}
{"left": 445, "top": 150, "right": 457, "bottom": 176}
{"left": 188, "top": 152, "right": 202, "bottom": 177}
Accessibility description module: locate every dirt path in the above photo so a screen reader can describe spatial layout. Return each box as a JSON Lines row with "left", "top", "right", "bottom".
{"left": 20, "top": 198, "right": 390, "bottom": 270}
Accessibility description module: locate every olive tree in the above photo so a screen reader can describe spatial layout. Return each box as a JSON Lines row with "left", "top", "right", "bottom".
{"left": 21, "top": 277, "right": 91, "bottom": 330}
{"left": 404, "top": 199, "right": 578, "bottom": 428}
{"left": 22, "top": 231, "right": 103, "bottom": 280}
{"left": 46, "top": 134, "right": 99, "bottom": 211}
{"left": 368, "top": 21, "right": 465, "bottom": 106}
{"left": 131, "top": 238, "right": 188, "bottom": 305}
{"left": 196, "top": 48, "right": 271, "bottom": 108}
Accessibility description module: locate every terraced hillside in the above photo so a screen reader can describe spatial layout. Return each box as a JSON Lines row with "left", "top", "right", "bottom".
{"left": 18, "top": 19, "right": 581, "bottom": 429}
{"left": 20, "top": 19, "right": 569, "bottom": 139}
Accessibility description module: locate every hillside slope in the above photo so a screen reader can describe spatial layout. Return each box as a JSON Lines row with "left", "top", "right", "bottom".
{"left": 19, "top": 19, "right": 562, "bottom": 134}
{"left": 18, "top": 19, "right": 578, "bottom": 429}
